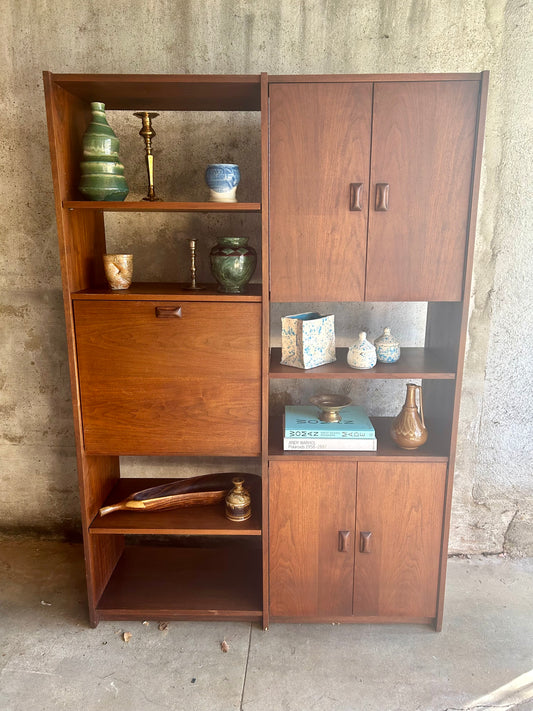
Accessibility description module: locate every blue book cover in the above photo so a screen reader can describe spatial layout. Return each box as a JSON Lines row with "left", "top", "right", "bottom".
{"left": 284, "top": 406, "right": 375, "bottom": 439}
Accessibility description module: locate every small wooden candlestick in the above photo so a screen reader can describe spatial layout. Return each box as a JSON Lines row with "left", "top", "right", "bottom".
{"left": 184, "top": 238, "right": 204, "bottom": 290}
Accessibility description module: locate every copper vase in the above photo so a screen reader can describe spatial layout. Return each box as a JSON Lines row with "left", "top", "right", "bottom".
{"left": 391, "top": 383, "right": 428, "bottom": 449}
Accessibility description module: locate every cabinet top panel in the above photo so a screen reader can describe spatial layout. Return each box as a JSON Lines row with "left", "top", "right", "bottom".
{"left": 45, "top": 73, "right": 262, "bottom": 111}
{"left": 269, "top": 72, "right": 485, "bottom": 83}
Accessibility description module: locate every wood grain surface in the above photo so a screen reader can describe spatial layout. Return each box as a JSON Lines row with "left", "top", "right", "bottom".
{"left": 354, "top": 461, "right": 446, "bottom": 619}
{"left": 366, "top": 81, "right": 480, "bottom": 300}
{"left": 269, "top": 82, "right": 372, "bottom": 301}
{"left": 269, "top": 460, "right": 356, "bottom": 617}
{"left": 74, "top": 300, "right": 261, "bottom": 455}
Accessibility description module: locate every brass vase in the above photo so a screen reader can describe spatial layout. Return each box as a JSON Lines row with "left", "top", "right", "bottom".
{"left": 391, "top": 383, "right": 428, "bottom": 449}
{"left": 225, "top": 477, "right": 251, "bottom": 522}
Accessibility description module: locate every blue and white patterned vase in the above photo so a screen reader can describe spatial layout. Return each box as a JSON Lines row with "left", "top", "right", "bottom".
{"left": 374, "top": 327, "right": 401, "bottom": 363}
{"left": 347, "top": 331, "right": 377, "bottom": 370}
{"left": 205, "top": 163, "right": 240, "bottom": 202}
{"left": 281, "top": 312, "right": 336, "bottom": 369}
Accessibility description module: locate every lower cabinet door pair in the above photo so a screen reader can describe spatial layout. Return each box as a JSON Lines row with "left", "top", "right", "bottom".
{"left": 269, "top": 461, "right": 447, "bottom": 621}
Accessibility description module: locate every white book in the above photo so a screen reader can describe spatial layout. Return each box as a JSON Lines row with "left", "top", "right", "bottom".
{"left": 283, "top": 437, "right": 377, "bottom": 451}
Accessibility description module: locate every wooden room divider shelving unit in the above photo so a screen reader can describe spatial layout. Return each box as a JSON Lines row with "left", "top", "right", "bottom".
{"left": 44, "top": 70, "right": 488, "bottom": 630}
{"left": 43, "top": 72, "right": 268, "bottom": 626}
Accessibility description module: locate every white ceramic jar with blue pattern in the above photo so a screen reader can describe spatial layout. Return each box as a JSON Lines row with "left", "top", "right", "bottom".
{"left": 374, "top": 327, "right": 401, "bottom": 363}
{"left": 347, "top": 331, "right": 377, "bottom": 369}
{"left": 205, "top": 163, "right": 240, "bottom": 202}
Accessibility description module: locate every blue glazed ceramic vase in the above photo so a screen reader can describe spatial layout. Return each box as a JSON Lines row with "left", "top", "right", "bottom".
{"left": 205, "top": 164, "right": 240, "bottom": 202}
{"left": 79, "top": 102, "right": 129, "bottom": 201}
{"left": 209, "top": 237, "right": 256, "bottom": 293}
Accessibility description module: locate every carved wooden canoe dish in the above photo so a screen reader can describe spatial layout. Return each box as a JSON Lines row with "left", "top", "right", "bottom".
{"left": 99, "top": 472, "right": 259, "bottom": 517}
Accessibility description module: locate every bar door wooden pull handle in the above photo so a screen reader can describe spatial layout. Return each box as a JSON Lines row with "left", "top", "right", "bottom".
{"left": 360, "top": 531, "right": 372, "bottom": 553}
{"left": 349, "top": 183, "right": 364, "bottom": 211}
{"left": 155, "top": 306, "right": 182, "bottom": 318}
{"left": 338, "top": 530, "right": 351, "bottom": 552}
{"left": 375, "top": 183, "right": 390, "bottom": 211}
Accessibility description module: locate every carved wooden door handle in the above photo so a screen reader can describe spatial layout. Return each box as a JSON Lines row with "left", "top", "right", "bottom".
{"left": 375, "top": 183, "right": 390, "bottom": 211}
{"left": 349, "top": 183, "right": 364, "bottom": 211}
{"left": 360, "top": 531, "right": 372, "bottom": 553}
{"left": 155, "top": 306, "right": 182, "bottom": 318}
{"left": 338, "top": 530, "right": 351, "bottom": 552}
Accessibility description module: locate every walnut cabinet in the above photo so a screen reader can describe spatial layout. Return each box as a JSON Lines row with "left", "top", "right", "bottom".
{"left": 44, "top": 71, "right": 488, "bottom": 629}
{"left": 269, "top": 461, "right": 446, "bottom": 622}
{"left": 269, "top": 80, "right": 481, "bottom": 302}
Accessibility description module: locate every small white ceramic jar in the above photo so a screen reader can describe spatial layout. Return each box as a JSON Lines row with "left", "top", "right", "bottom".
{"left": 374, "top": 327, "right": 401, "bottom": 363}
{"left": 347, "top": 331, "right": 377, "bottom": 369}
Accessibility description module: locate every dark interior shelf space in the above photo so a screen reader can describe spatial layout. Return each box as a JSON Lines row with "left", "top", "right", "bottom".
{"left": 90, "top": 477, "right": 262, "bottom": 536}
{"left": 269, "top": 347, "right": 457, "bottom": 379}
{"left": 96, "top": 544, "right": 262, "bottom": 621}
{"left": 63, "top": 201, "right": 261, "bottom": 212}
{"left": 51, "top": 73, "right": 262, "bottom": 111}
{"left": 72, "top": 283, "right": 262, "bottom": 301}
{"left": 268, "top": 416, "right": 450, "bottom": 461}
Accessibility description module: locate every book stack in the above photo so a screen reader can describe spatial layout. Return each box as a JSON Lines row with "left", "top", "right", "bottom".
{"left": 283, "top": 405, "right": 377, "bottom": 451}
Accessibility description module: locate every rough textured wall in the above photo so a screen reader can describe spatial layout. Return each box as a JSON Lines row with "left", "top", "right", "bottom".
{"left": 0, "top": 0, "right": 531, "bottom": 552}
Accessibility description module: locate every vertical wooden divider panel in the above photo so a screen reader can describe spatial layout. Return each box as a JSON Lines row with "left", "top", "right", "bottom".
{"left": 260, "top": 72, "right": 270, "bottom": 630}
{"left": 44, "top": 73, "right": 122, "bottom": 626}
{"left": 432, "top": 72, "right": 490, "bottom": 630}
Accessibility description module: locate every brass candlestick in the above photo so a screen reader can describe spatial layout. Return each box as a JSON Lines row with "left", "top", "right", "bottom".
{"left": 133, "top": 111, "right": 162, "bottom": 201}
{"left": 184, "top": 238, "right": 204, "bottom": 290}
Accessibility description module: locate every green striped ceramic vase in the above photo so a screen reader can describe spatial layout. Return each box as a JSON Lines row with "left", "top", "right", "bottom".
{"left": 79, "top": 102, "right": 129, "bottom": 201}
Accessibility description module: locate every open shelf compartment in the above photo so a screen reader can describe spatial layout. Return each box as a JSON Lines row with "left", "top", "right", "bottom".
{"left": 90, "top": 477, "right": 262, "bottom": 536}
{"left": 268, "top": 416, "right": 450, "bottom": 461}
{"left": 96, "top": 542, "right": 262, "bottom": 622}
{"left": 50, "top": 73, "right": 262, "bottom": 111}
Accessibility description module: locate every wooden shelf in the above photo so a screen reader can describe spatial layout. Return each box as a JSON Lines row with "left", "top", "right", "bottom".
{"left": 63, "top": 200, "right": 261, "bottom": 212}
{"left": 96, "top": 544, "right": 262, "bottom": 621}
{"left": 51, "top": 73, "right": 262, "bottom": 111}
{"left": 90, "top": 477, "right": 261, "bottom": 536}
{"left": 72, "top": 282, "right": 262, "bottom": 301}
{"left": 268, "top": 416, "right": 450, "bottom": 462}
{"left": 269, "top": 348, "right": 456, "bottom": 379}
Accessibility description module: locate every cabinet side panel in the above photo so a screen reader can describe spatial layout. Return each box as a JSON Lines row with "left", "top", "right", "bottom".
{"left": 87, "top": 535, "right": 124, "bottom": 624}
{"left": 44, "top": 75, "right": 90, "bottom": 203}
{"left": 366, "top": 81, "right": 480, "bottom": 301}
{"left": 269, "top": 83, "right": 372, "bottom": 302}
{"left": 269, "top": 461, "right": 356, "bottom": 618}
{"left": 355, "top": 462, "right": 446, "bottom": 619}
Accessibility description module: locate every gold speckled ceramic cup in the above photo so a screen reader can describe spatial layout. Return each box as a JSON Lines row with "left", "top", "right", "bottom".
{"left": 103, "top": 253, "right": 133, "bottom": 290}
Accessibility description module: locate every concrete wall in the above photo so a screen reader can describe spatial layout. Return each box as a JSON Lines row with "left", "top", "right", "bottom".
{"left": 1, "top": 0, "right": 531, "bottom": 553}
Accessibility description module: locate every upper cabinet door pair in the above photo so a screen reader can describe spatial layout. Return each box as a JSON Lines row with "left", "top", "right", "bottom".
{"left": 269, "top": 81, "right": 480, "bottom": 302}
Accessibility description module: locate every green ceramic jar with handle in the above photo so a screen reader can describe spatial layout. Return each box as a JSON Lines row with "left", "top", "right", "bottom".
{"left": 209, "top": 237, "right": 257, "bottom": 293}
{"left": 79, "top": 102, "right": 129, "bottom": 201}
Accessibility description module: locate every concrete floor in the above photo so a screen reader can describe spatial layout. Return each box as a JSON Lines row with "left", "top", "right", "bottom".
{"left": 0, "top": 540, "right": 531, "bottom": 711}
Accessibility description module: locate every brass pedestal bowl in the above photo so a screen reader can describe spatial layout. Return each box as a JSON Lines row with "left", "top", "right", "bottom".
{"left": 310, "top": 394, "right": 352, "bottom": 423}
